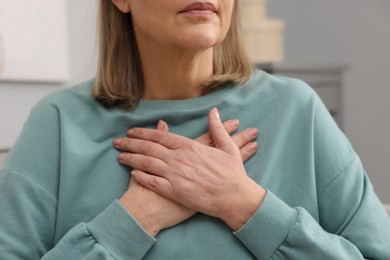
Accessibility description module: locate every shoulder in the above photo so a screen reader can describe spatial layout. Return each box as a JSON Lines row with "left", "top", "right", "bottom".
{"left": 27, "top": 79, "right": 106, "bottom": 127}
{"left": 34, "top": 79, "right": 97, "bottom": 112}
{"left": 18, "top": 79, "right": 102, "bottom": 146}
{"left": 10, "top": 79, "right": 97, "bottom": 147}
{"left": 237, "top": 69, "right": 320, "bottom": 111}
{"left": 245, "top": 70, "right": 318, "bottom": 101}
{"left": 4, "top": 80, "right": 98, "bottom": 190}
{"left": 244, "top": 70, "right": 357, "bottom": 184}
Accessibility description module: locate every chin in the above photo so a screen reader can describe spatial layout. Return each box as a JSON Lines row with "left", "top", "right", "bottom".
{"left": 179, "top": 28, "right": 223, "bottom": 50}
{"left": 187, "top": 38, "right": 219, "bottom": 50}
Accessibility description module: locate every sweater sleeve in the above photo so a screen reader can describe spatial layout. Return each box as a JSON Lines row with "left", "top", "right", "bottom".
{"left": 234, "top": 157, "right": 390, "bottom": 259}
{"left": 0, "top": 170, "right": 156, "bottom": 259}
{"left": 233, "top": 87, "right": 390, "bottom": 259}
{"left": 0, "top": 98, "right": 156, "bottom": 259}
{"left": 43, "top": 200, "right": 157, "bottom": 260}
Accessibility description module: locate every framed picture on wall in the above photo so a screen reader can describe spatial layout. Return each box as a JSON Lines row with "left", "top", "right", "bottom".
{"left": 0, "top": 0, "right": 70, "bottom": 82}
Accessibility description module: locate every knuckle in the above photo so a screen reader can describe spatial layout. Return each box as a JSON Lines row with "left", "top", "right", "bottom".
{"left": 121, "top": 139, "right": 132, "bottom": 151}
{"left": 185, "top": 141, "right": 198, "bottom": 152}
{"left": 148, "top": 177, "right": 160, "bottom": 191}
{"left": 141, "top": 157, "right": 153, "bottom": 170}
{"left": 241, "top": 150, "right": 249, "bottom": 161}
{"left": 196, "top": 134, "right": 212, "bottom": 146}
{"left": 140, "top": 143, "right": 152, "bottom": 154}
{"left": 151, "top": 130, "right": 165, "bottom": 143}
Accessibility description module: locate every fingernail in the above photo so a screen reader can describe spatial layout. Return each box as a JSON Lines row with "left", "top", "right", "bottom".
{"left": 161, "top": 120, "right": 168, "bottom": 131}
{"left": 249, "top": 142, "right": 258, "bottom": 151}
{"left": 113, "top": 138, "right": 122, "bottom": 146}
{"left": 213, "top": 107, "right": 220, "bottom": 120}
{"left": 118, "top": 153, "right": 125, "bottom": 161}
{"left": 231, "top": 119, "right": 239, "bottom": 128}
{"left": 250, "top": 128, "right": 258, "bottom": 137}
{"left": 127, "top": 129, "right": 134, "bottom": 136}
{"left": 157, "top": 120, "right": 164, "bottom": 130}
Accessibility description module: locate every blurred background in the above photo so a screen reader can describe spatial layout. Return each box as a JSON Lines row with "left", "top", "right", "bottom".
{"left": 0, "top": 0, "right": 389, "bottom": 203}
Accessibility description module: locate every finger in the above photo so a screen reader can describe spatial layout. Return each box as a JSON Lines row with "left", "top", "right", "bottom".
{"left": 131, "top": 170, "right": 173, "bottom": 198}
{"left": 114, "top": 137, "right": 171, "bottom": 161}
{"left": 208, "top": 108, "right": 236, "bottom": 153}
{"left": 240, "top": 142, "right": 258, "bottom": 162}
{"left": 196, "top": 119, "right": 239, "bottom": 146}
{"left": 231, "top": 128, "right": 258, "bottom": 149}
{"left": 118, "top": 153, "right": 169, "bottom": 177}
{"left": 156, "top": 120, "right": 169, "bottom": 132}
{"left": 127, "top": 127, "right": 190, "bottom": 150}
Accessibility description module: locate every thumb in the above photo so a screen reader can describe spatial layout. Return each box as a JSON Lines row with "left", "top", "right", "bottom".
{"left": 208, "top": 108, "right": 236, "bottom": 154}
{"left": 156, "top": 120, "right": 169, "bottom": 132}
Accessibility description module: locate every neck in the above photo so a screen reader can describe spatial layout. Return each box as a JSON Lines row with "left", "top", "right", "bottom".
{"left": 137, "top": 43, "right": 214, "bottom": 101}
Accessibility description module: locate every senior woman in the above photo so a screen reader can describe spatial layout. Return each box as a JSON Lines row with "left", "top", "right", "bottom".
{"left": 0, "top": 0, "right": 389, "bottom": 259}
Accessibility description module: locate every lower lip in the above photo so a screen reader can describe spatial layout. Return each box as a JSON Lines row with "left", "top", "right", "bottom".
{"left": 180, "top": 10, "right": 215, "bottom": 16}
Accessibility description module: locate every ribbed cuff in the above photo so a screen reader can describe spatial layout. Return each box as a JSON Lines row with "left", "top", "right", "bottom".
{"left": 87, "top": 200, "right": 156, "bottom": 260}
{"left": 233, "top": 190, "right": 298, "bottom": 260}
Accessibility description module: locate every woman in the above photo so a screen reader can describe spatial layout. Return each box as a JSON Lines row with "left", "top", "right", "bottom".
{"left": 0, "top": 0, "right": 389, "bottom": 259}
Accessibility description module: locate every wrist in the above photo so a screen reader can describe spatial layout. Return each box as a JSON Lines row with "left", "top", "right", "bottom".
{"left": 222, "top": 179, "right": 266, "bottom": 231}
{"left": 119, "top": 194, "right": 161, "bottom": 237}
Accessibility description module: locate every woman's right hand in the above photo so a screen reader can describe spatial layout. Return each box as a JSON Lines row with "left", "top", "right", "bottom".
{"left": 118, "top": 119, "right": 259, "bottom": 237}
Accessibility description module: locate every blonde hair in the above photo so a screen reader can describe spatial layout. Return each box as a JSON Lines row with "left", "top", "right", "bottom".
{"left": 92, "top": 0, "right": 253, "bottom": 110}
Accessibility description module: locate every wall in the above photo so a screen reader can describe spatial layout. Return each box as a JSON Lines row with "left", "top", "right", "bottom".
{"left": 1, "top": 1, "right": 389, "bottom": 203}
{"left": 268, "top": 0, "right": 390, "bottom": 203}
{"left": 0, "top": 0, "right": 98, "bottom": 148}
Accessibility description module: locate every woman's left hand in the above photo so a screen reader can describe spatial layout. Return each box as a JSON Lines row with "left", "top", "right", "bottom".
{"left": 115, "top": 108, "right": 266, "bottom": 230}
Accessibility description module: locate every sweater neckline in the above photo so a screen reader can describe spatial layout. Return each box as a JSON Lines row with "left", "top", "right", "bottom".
{"left": 135, "top": 82, "right": 236, "bottom": 111}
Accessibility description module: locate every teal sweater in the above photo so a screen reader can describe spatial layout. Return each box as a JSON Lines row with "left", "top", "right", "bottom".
{"left": 0, "top": 71, "right": 389, "bottom": 259}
